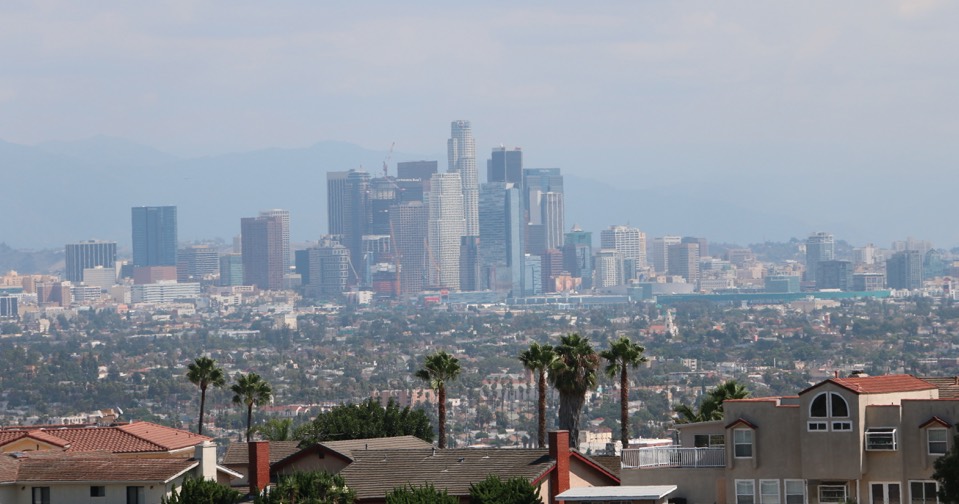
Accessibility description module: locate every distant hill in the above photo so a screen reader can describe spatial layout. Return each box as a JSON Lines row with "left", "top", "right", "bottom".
{"left": 0, "top": 243, "right": 62, "bottom": 275}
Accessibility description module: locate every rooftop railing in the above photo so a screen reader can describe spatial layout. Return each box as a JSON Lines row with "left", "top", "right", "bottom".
{"left": 621, "top": 446, "right": 725, "bottom": 469}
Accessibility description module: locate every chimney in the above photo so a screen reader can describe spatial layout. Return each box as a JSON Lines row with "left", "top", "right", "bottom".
{"left": 195, "top": 441, "right": 217, "bottom": 481}
{"left": 248, "top": 441, "right": 270, "bottom": 494}
{"left": 548, "top": 431, "right": 570, "bottom": 504}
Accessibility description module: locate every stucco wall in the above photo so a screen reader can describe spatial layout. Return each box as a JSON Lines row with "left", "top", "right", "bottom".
{"left": 622, "top": 467, "right": 724, "bottom": 504}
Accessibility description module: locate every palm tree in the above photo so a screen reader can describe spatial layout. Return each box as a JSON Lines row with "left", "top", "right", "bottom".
{"left": 186, "top": 356, "right": 226, "bottom": 436}
{"left": 549, "top": 334, "right": 600, "bottom": 449}
{"left": 231, "top": 372, "right": 273, "bottom": 442}
{"left": 415, "top": 350, "right": 461, "bottom": 449}
{"left": 674, "top": 380, "right": 750, "bottom": 423}
{"left": 600, "top": 336, "right": 647, "bottom": 448}
{"left": 519, "top": 342, "right": 556, "bottom": 448}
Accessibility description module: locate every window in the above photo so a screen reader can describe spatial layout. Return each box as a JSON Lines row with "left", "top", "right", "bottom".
{"left": 91, "top": 486, "right": 106, "bottom": 497}
{"left": 928, "top": 429, "right": 948, "bottom": 455}
{"left": 760, "top": 480, "right": 781, "bottom": 504}
{"left": 127, "top": 486, "right": 145, "bottom": 504}
{"left": 734, "top": 429, "right": 754, "bottom": 458}
{"left": 818, "top": 484, "right": 847, "bottom": 503}
{"left": 694, "top": 434, "right": 725, "bottom": 447}
{"left": 32, "top": 487, "right": 50, "bottom": 504}
{"left": 809, "top": 392, "right": 851, "bottom": 432}
{"left": 866, "top": 428, "right": 898, "bottom": 451}
{"left": 910, "top": 481, "right": 938, "bottom": 504}
{"left": 785, "top": 480, "right": 806, "bottom": 504}
{"left": 737, "top": 480, "right": 756, "bottom": 504}
{"left": 871, "top": 482, "right": 901, "bottom": 504}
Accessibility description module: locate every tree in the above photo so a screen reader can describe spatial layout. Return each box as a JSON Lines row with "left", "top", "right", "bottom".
{"left": 385, "top": 483, "right": 458, "bottom": 504}
{"left": 674, "top": 380, "right": 750, "bottom": 423}
{"left": 162, "top": 477, "right": 241, "bottom": 504}
{"left": 254, "top": 471, "right": 355, "bottom": 504}
{"left": 295, "top": 398, "right": 433, "bottom": 445}
{"left": 469, "top": 475, "right": 541, "bottom": 504}
{"left": 600, "top": 335, "right": 647, "bottom": 448}
{"left": 518, "top": 342, "right": 556, "bottom": 448}
{"left": 256, "top": 418, "right": 294, "bottom": 441}
{"left": 549, "top": 334, "right": 600, "bottom": 449}
{"left": 186, "top": 356, "right": 226, "bottom": 436}
{"left": 414, "top": 351, "right": 461, "bottom": 449}
{"left": 934, "top": 435, "right": 959, "bottom": 503}
{"left": 231, "top": 372, "right": 273, "bottom": 442}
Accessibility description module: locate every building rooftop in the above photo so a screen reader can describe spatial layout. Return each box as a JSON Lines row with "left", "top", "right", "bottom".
{"left": 0, "top": 421, "right": 210, "bottom": 454}
{"left": 2, "top": 451, "right": 197, "bottom": 483}
{"left": 802, "top": 374, "right": 938, "bottom": 395}
{"left": 558, "top": 485, "right": 678, "bottom": 501}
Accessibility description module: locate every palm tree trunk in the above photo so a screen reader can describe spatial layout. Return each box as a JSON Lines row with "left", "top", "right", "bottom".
{"left": 537, "top": 371, "right": 547, "bottom": 448}
{"left": 620, "top": 367, "right": 629, "bottom": 449}
{"left": 558, "top": 392, "right": 584, "bottom": 449}
{"left": 246, "top": 404, "right": 253, "bottom": 442}
{"left": 438, "top": 385, "right": 447, "bottom": 449}
{"left": 198, "top": 386, "right": 207, "bottom": 436}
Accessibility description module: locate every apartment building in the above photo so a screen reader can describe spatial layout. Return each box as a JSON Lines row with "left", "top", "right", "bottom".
{"left": 623, "top": 374, "right": 957, "bottom": 504}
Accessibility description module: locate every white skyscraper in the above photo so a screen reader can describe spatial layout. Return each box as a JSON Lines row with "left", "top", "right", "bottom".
{"left": 601, "top": 225, "right": 647, "bottom": 277}
{"left": 427, "top": 172, "right": 466, "bottom": 290}
{"left": 448, "top": 120, "right": 479, "bottom": 237}
{"left": 259, "top": 209, "right": 291, "bottom": 273}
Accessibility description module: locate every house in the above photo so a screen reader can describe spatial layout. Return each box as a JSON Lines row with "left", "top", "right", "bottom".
{"left": 622, "top": 374, "right": 957, "bottom": 504}
{"left": 0, "top": 421, "right": 211, "bottom": 458}
{"left": 221, "top": 440, "right": 301, "bottom": 487}
{"left": 334, "top": 431, "right": 620, "bottom": 503}
{"left": 271, "top": 435, "right": 433, "bottom": 476}
{"left": 0, "top": 441, "right": 241, "bottom": 503}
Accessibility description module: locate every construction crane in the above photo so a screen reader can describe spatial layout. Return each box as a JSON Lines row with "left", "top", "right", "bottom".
{"left": 382, "top": 141, "right": 395, "bottom": 178}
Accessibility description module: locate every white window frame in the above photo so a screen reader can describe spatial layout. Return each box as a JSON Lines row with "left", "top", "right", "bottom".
{"left": 808, "top": 391, "right": 851, "bottom": 432}
{"left": 736, "top": 479, "right": 756, "bottom": 504}
{"left": 784, "top": 479, "right": 807, "bottom": 504}
{"left": 818, "top": 484, "right": 847, "bottom": 503}
{"left": 760, "top": 479, "right": 781, "bottom": 504}
{"left": 908, "top": 480, "right": 939, "bottom": 504}
{"left": 869, "top": 481, "right": 902, "bottom": 504}
{"left": 928, "top": 428, "right": 948, "bottom": 456}
{"left": 865, "top": 427, "right": 898, "bottom": 451}
{"left": 734, "top": 428, "right": 754, "bottom": 458}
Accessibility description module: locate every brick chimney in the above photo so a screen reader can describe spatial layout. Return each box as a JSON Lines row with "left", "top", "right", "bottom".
{"left": 548, "top": 431, "right": 570, "bottom": 503}
{"left": 248, "top": 441, "right": 270, "bottom": 494}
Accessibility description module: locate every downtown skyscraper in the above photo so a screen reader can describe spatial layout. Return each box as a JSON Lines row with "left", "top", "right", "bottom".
{"left": 241, "top": 214, "right": 285, "bottom": 291}
{"left": 448, "top": 120, "right": 479, "bottom": 237}
{"left": 327, "top": 169, "right": 371, "bottom": 273}
{"left": 427, "top": 172, "right": 465, "bottom": 290}
{"left": 131, "top": 206, "right": 177, "bottom": 267}
{"left": 259, "top": 209, "right": 291, "bottom": 273}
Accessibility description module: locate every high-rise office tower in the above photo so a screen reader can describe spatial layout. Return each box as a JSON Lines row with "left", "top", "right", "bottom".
{"left": 241, "top": 215, "right": 284, "bottom": 291}
{"left": 805, "top": 232, "right": 835, "bottom": 283}
{"left": 563, "top": 226, "right": 593, "bottom": 290}
{"left": 259, "top": 209, "right": 291, "bottom": 273}
{"left": 523, "top": 254, "right": 542, "bottom": 297}
{"left": 327, "top": 169, "right": 371, "bottom": 272}
{"left": 390, "top": 202, "right": 429, "bottom": 296}
{"left": 369, "top": 177, "right": 400, "bottom": 235}
{"left": 682, "top": 236, "right": 709, "bottom": 258}
{"left": 601, "top": 225, "right": 647, "bottom": 281}
{"left": 478, "top": 182, "right": 524, "bottom": 295}
{"left": 397, "top": 160, "right": 438, "bottom": 181}
{"left": 594, "top": 249, "right": 624, "bottom": 289}
{"left": 541, "top": 249, "right": 564, "bottom": 293}
{"left": 65, "top": 240, "right": 117, "bottom": 282}
{"left": 459, "top": 236, "right": 481, "bottom": 291}
{"left": 427, "top": 172, "right": 465, "bottom": 290}
{"left": 668, "top": 242, "right": 701, "bottom": 286}
{"left": 886, "top": 250, "right": 923, "bottom": 290}
{"left": 448, "top": 120, "right": 479, "bottom": 237}
{"left": 651, "top": 236, "right": 681, "bottom": 273}
{"left": 523, "top": 168, "right": 565, "bottom": 254}
{"left": 131, "top": 206, "right": 178, "bottom": 267}
{"left": 219, "top": 253, "right": 244, "bottom": 286}
{"left": 177, "top": 245, "right": 219, "bottom": 282}
{"left": 488, "top": 147, "right": 523, "bottom": 185}
{"left": 816, "top": 260, "right": 853, "bottom": 290}
{"left": 295, "top": 237, "right": 350, "bottom": 298}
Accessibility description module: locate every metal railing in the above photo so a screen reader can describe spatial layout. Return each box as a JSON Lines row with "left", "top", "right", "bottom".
{"left": 621, "top": 446, "right": 725, "bottom": 469}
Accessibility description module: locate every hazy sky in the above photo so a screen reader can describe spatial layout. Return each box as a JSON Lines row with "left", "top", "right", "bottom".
{"left": 3, "top": 1, "right": 958, "bottom": 192}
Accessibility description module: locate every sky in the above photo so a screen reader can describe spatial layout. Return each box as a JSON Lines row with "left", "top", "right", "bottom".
{"left": 2, "top": 1, "right": 959, "bottom": 245}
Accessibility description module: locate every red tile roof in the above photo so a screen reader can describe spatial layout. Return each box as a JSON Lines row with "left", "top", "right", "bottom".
{"left": 0, "top": 421, "right": 210, "bottom": 454}
{"left": 802, "top": 374, "right": 938, "bottom": 395}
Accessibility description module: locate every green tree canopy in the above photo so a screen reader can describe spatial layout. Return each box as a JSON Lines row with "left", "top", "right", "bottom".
{"left": 295, "top": 398, "right": 433, "bottom": 445}
{"left": 674, "top": 380, "right": 750, "bottom": 423}
{"left": 186, "top": 356, "right": 226, "bottom": 436}
{"left": 254, "top": 471, "right": 355, "bottom": 504}
{"left": 600, "top": 335, "right": 647, "bottom": 448}
{"left": 162, "top": 477, "right": 241, "bottom": 504}
{"left": 519, "top": 342, "right": 556, "bottom": 449}
{"left": 549, "top": 333, "right": 600, "bottom": 448}
{"left": 231, "top": 372, "right": 273, "bottom": 442}
{"left": 469, "top": 475, "right": 541, "bottom": 504}
{"left": 256, "top": 417, "right": 294, "bottom": 441}
{"left": 385, "top": 483, "right": 458, "bottom": 504}
{"left": 934, "top": 435, "right": 959, "bottom": 503}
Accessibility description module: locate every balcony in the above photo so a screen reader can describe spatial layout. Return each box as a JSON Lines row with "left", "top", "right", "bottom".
{"left": 621, "top": 446, "right": 726, "bottom": 469}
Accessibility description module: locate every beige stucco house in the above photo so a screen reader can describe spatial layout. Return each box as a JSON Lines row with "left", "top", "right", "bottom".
{"left": 622, "top": 374, "right": 957, "bottom": 504}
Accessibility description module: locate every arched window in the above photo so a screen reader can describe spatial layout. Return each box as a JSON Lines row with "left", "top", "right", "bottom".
{"left": 808, "top": 392, "right": 851, "bottom": 432}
